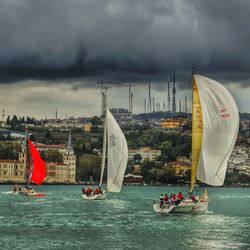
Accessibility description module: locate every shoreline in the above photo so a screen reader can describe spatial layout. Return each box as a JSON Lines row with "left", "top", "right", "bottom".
{"left": 0, "top": 182, "right": 249, "bottom": 187}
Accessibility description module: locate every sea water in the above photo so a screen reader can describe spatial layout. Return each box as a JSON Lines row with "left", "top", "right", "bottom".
{"left": 0, "top": 185, "right": 249, "bottom": 250}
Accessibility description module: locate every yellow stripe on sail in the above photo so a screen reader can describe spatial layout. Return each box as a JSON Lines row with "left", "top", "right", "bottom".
{"left": 190, "top": 76, "right": 203, "bottom": 193}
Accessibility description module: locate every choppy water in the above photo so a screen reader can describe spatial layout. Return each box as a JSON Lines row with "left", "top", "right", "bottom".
{"left": 0, "top": 185, "right": 249, "bottom": 250}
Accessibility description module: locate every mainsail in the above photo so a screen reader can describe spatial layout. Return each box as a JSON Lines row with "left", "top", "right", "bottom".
{"left": 106, "top": 109, "right": 128, "bottom": 192}
{"left": 27, "top": 139, "right": 46, "bottom": 185}
{"left": 191, "top": 74, "right": 239, "bottom": 189}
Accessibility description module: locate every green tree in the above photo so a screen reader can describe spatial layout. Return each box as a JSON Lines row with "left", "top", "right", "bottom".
{"left": 46, "top": 149, "right": 63, "bottom": 162}
{"left": 43, "top": 132, "right": 53, "bottom": 144}
{"left": 77, "top": 154, "right": 102, "bottom": 181}
{"left": 74, "top": 137, "right": 86, "bottom": 156}
{"left": 91, "top": 116, "right": 102, "bottom": 132}
{"left": 0, "top": 142, "right": 21, "bottom": 160}
{"left": 40, "top": 149, "right": 63, "bottom": 162}
{"left": 10, "top": 115, "right": 19, "bottom": 129}
{"left": 133, "top": 153, "right": 142, "bottom": 163}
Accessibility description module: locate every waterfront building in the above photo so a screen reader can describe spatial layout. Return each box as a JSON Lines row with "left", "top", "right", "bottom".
{"left": 128, "top": 147, "right": 161, "bottom": 162}
{"left": 0, "top": 131, "right": 76, "bottom": 183}
{"left": 227, "top": 145, "right": 250, "bottom": 174}
{"left": 160, "top": 118, "right": 187, "bottom": 130}
{"left": 110, "top": 108, "right": 133, "bottom": 125}
{"left": 0, "top": 160, "right": 25, "bottom": 183}
{"left": 124, "top": 173, "right": 144, "bottom": 185}
{"left": 46, "top": 162, "right": 70, "bottom": 183}
{"left": 83, "top": 124, "right": 92, "bottom": 132}
{"left": 165, "top": 161, "right": 191, "bottom": 175}
{"left": 176, "top": 156, "right": 191, "bottom": 164}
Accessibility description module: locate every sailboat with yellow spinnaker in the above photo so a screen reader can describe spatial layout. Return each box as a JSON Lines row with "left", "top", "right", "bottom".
{"left": 153, "top": 74, "right": 239, "bottom": 214}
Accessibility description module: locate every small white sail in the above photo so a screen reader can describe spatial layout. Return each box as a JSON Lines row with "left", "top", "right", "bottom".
{"left": 107, "top": 109, "right": 128, "bottom": 192}
{"left": 194, "top": 75, "right": 239, "bottom": 186}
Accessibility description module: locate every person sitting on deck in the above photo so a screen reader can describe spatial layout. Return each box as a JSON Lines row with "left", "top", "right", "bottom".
{"left": 159, "top": 194, "right": 164, "bottom": 208}
{"left": 164, "top": 194, "right": 169, "bottom": 205}
{"left": 94, "top": 187, "right": 102, "bottom": 195}
{"left": 176, "top": 192, "right": 184, "bottom": 205}
{"left": 86, "top": 187, "right": 93, "bottom": 196}
{"left": 171, "top": 194, "right": 177, "bottom": 205}
{"left": 191, "top": 195, "right": 197, "bottom": 203}
{"left": 12, "top": 184, "right": 18, "bottom": 192}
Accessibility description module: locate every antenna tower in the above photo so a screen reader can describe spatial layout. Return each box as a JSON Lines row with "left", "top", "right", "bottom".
{"left": 167, "top": 75, "right": 171, "bottom": 111}
{"left": 147, "top": 82, "right": 152, "bottom": 112}
{"left": 172, "top": 70, "right": 176, "bottom": 112}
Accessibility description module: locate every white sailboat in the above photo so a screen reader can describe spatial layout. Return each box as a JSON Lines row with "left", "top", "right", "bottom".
{"left": 82, "top": 108, "right": 128, "bottom": 200}
{"left": 153, "top": 74, "right": 239, "bottom": 214}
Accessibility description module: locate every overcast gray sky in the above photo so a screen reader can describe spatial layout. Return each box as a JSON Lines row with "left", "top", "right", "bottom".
{"left": 0, "top": 0, "right": 249, "bottom": 118}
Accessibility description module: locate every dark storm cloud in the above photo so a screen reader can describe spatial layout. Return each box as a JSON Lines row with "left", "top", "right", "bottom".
{"left": 0, "top": 0, "right": 250, "bottom": 87}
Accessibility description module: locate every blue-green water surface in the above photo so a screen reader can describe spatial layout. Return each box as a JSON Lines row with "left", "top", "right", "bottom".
{"left": 0, "top": 185, "right": 249, "bottom": 250}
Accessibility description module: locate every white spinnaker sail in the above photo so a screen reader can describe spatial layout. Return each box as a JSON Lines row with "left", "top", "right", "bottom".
{"left": 107, "top": 109, "right": 128, "bottom": 192}
{"left": 194, "top": 75, "right": 239, "bottom": 186}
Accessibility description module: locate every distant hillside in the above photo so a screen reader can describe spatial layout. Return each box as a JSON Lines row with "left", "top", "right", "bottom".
{"left": 134, "top": 111, "right": 250, "bottom": 120}
{"left": 240, "top": 113, "right": 250, "bottom": 120}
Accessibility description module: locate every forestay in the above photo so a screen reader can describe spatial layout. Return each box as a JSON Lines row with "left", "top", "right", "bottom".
{"left": 194, "top": 75, "right": 239, "bottom": 186}
{"left": 107, "top": 109, "right": 128, "bottom": 192}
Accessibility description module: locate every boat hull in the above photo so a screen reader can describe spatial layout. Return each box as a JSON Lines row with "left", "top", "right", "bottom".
{"left": 82, "top": 193, "right": 107, "bottom": 200}
{"left": 2, "top": 189, "right": 46, "bottom": 197}
{"left": 153, "top": 200, "right": 208, "bottom": 214}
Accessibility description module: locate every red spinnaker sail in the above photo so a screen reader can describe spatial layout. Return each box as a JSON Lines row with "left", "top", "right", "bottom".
{"left": 28, "top": 139, "right": 46, "bottom": 185}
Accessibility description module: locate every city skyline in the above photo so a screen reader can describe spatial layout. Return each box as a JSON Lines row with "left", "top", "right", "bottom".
{"left": 0, "top": 1, "right": 250, "bottom": 118}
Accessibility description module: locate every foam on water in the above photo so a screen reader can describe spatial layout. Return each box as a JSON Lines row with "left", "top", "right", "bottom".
{"left": 0, "top": 185, "right": 249, "bottom": 250}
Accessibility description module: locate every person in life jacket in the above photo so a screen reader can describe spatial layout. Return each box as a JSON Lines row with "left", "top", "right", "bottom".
{"left": 191, "top": 195, "right": 197, "bottom": 203}
{"left": 94, "top": 187, "right": 102, "bottom": 195}
{"left": 159, "top": 194, "right": 164, "bottom": 208}
{"left": 164, "top": 194, "right": 169, "bottom": 205}
{"left": 86, "top": 187, "right": 93, "bottom": 196}
{"left": 176, "top": 192, "right": 184, "bottom": 205}
{"left": 171, "top": 194, "right": 177, "bottom": 205}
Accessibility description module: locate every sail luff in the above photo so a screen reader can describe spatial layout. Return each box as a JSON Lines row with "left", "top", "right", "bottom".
{"left": 190, "top": 76, "right": 203, "bottom": 193}
{"left": 99, "top": 110, "right": 107, "bottom": 187}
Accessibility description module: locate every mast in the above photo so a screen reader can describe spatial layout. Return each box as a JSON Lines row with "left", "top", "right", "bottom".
{"left": 190, "top": 73, "right": 203, "bottom": 193}
{"left": 99, "top": 109, "right": 107, "bottom": 187}
{"left": 24, "top": 127, "right": 32, "bottom": 187}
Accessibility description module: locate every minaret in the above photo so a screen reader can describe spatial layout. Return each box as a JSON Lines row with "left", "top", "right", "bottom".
{"left": 56, "top": 110, "right": 58, "bottom": 120}
{"left": 153, "top": 97, "right": 155, "bottom": 112}
{"left": 172, "top": 70, "right": 176, "bottom": 112}
{"left": 179, "top": 99, "right": 182, "bottom": 113}
{"left": 144, "top": 98, "right": 147, "bottom": 113}
{"left": 67, "top": 130, "right": 73, "bottom": 150}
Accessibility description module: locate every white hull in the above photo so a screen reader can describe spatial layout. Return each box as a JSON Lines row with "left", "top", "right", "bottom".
{"left": 153, "top": 199, "right": 208, "bottom": 214}
{"left": 2, "top": 189, "right": 46, "bottom": 197}
{"left": 82, "top": 192, "right": 107, "bottom": 200}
